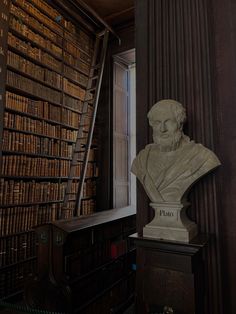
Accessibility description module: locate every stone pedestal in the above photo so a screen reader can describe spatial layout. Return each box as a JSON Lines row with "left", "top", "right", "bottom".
{"left": 143, "top": 202, "right": 198, "bottom": 242}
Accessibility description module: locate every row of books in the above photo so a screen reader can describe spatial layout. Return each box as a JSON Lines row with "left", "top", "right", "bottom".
{"left": 0, "top": 179, "right": 65, "bottom": 206}
{"left": 0, "top": 260, "right": 36, "bottom": 298}
{"left": 1, "top": 155, "right": 72, "bottom": 177}
{"left": 0, "top": 232, "right": 36, "bottom": 267}
{"left": 28, "top": 0, "right": 62, "bottom": 24}
{"left": 6, "top": 91, "right": 57, "bottom": 120}
{"left": 64, "top": 52, "right": 90, "bottom": 76}
{"left": 12, "top": 2, "right": 92, "bottom": 60}
{"left": 2, "top": 129, "right": 58, "bottom": 155}
{"left": 63, "top": 78, "right": 86, "bottom": 101}
{"left": 61, "top": 108, "right": 80, "bottom": 128}
{"left": 7, "top": 70, "right": 61, "bottom": 104}
{"left": 58, "top": 197, "right": 96, "bottom": 219}
{"left": 13, "top": 0, "right": 63, "bottom": 36}
{"left": 64, "top": 29, "right": 93, "bottom": 56}
{"left": 4, "top": 112, "right": 61, "bottom": 139}
{"left": 8, "top": 32, "right": 62, "bottom": 73}
{"left": 64, "top": 64, "right": 88, "bottom": 87}
{"left": 6, "top": 92, "right": 82, "bottom": 133}
{"left": 64, "top": 40, "right": 91, "bottom": 63}
{"left": 0, "top": 203, "right": 62, "bottom": 237}
{"left": 2, "top": 130, "right": 75, "bottom": 157}
{"left": 28, "top": 0, "right": 93, "bottom": 54}
{"left": 81, "top": 199, "right": 96, "bottom": 216}
{"left": 85, "top": 163, "right": 99, "bottom": 178}
{"left": 61, "top": 128, "right": 77, "bottom": 142}
{"left": 65, "top": 241, "right": 110, "bottom": 277}
{"left": 64, "top": 94, "right": 83, "bottom": 112}
{"left": 5, "top": 110, "right": 80, "bottom": 137}
{"left": 82, "top": 179, "right": 96, "bottom": 198}
{"left": 8, "top": 51, "right": 62, "bottom": 89}
{"left": 10, "top": 17, "right": 62, "bottom": 59}
{"left": 11, "top": 2, "right": 63, "bottom": 47}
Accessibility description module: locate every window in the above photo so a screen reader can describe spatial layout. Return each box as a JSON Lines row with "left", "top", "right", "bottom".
{"left": 113, "top": 49, "right": 136, "bottom": 208}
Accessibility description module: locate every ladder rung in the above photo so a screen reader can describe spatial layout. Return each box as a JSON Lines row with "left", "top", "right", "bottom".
{"left": 70, "top": 162, "right": 80, "bottom": 166}
{"left": 91, "top": 64, "right": 100, "bottom": 70}
{"left": 84, "top": 95, "right": 94, "bottom": 100}
{"left": 87, "top": 87, "right": 96, "bottom": 92}
{"left": 90, "top": 75, "right": 98, "bottom": 80}
{"left": 84, "top": 100, "right": 94, "bottom": 106}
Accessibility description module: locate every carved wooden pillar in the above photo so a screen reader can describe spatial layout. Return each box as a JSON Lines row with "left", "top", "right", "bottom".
{"left": 135, "top": 0, "right": 223, "bottom": 313}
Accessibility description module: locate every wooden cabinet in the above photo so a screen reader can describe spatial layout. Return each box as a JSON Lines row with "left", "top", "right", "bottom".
{"left": 26, "top": 207, "right": 136, "bottom": 313}
{"left": 130, "top": 234, "right": 208, "bottom": 314}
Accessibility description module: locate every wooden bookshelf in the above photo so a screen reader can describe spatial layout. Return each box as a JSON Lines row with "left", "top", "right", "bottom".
{"left": 26, "top": 206, "right": 136, "bottom": 313}
{"left": 0, "top": 0, "right": 100, "bottom": 300}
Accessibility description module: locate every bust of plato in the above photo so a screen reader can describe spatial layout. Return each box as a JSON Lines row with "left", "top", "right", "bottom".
{"left": 131, "top": 99, "right": 221, "bottom": 203}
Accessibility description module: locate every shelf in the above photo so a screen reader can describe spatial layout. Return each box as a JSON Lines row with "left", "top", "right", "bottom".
{"left": 5, "top": 107, "right": 61, "bottom": 125}
{"left": 0, "top": 176, "right": 63, "bottom": 180}
{"left": 0, "top": 200, "right": 63, "bottom": 209}
{"left": 7, "top": 64, "right": 62, "bottom": 93}
{"left": 63, "top": 73, "right": 87, "bottom": 89}
{"left": 9, "top": 27, "right": 63, "bottom": 62}
{"left": 11, "top": 1, "right": 64, "bottom": 45}
{"left": 2, "top": 150, "right": 72, "bottom": 160}
{"left": 12, "top": 0, "right": 92, "bottom": 59}
{"left": 0, "top": 256, "right": 37, "bottom": 272}
{"left": 27, "top": 0, "right": 93, "bottom": 57}
{"left": 64, "top": 59, "right": 90, "bottom": 77}
{"left": 62, "top": 104, "right": 82, "bottom": 115}
{"left": 27, "top": 0, "right": 65, "bottom": 29}
{"left": 5, "top": 108, "right": 81, "bottom": 138}
{"left": 0, "top": 229, "right": 35, "bottom": 239}
{"left": 81, "top": 196, "right": 96, "bottom": 200}
{"left": 59, "top": 122, "right": 79, "bottom": 131}
{"left": 4, "top": 126, "right": 61, "bottom": 141}
{"left": 6, "top": 83, "right": 61, "bottom": 107}
{"left": 8, "top": 43, "right": 62, "bottom": 75}
{"left": 0, "top": 290, "right": 24, "bottom": 302}
{"left": 63, "top": 90, "right": 84, "bottom": 102}
{"left": 10, "top": 8, "right": 63, "bottom": 50}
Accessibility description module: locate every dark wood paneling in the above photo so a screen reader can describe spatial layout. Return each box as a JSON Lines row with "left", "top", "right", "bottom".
{"left": 135, "top": 0, "right": 223, "bottom": 312}
{"left": 211, "top": 0, "right": 236, "bottom": 312}
{"left": 131, "top": 234, "right": 207, "bottom": 314}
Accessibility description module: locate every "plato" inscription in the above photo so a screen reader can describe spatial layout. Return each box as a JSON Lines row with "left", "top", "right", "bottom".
{"left": 160, "top": 209, "right": 174, "bottom": 217}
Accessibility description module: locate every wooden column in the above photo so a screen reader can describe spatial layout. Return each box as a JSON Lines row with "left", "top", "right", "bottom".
{"left": 135, "top": 0, "right": 223, "bottom": 313}
{"left": 211, "top": 0, "right": 236, "bottom": 313}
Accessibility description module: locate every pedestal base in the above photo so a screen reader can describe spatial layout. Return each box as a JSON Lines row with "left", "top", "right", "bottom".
{"left": 143, "top": 202, "right": 198, "bottom": 242}
{"left": 143, "top": 223, "right": 197, "bottom": 242}
{"left": 130, "top": 233, "right": 208, "bottom": 314}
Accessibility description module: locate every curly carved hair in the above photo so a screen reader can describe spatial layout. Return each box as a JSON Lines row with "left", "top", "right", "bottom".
{"left": 148, "top": 99, "right": 186, "bottom": 128}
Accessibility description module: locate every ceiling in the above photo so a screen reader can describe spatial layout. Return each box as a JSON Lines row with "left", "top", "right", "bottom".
{"left": 81, "top": 0, "right": 134, "bottom": 27}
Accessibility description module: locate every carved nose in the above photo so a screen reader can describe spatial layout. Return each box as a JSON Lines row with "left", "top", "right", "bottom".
{"left": 160, "top": 122, "right": 167, "bottom": 132}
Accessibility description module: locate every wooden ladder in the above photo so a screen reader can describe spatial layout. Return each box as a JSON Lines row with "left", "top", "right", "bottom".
{"left": 61, "top": 29, "right": 109, "bottom": 218}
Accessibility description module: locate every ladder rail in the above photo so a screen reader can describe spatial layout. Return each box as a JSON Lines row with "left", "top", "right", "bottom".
{"left": 61, "top": 29, "right": 109, "bottom": 218}
{"left": 75, "top": 30, "right": 109, "bottom": 216}
{"left": 62, "top": 33, "right": 101, "bottom": 210}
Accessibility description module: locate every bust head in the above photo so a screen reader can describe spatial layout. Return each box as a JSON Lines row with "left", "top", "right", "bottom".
{"left": 148, "top": 99, "right": 186, "bottom": 152}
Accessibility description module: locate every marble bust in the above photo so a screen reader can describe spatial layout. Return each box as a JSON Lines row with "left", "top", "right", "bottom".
{"left": 131, "top": 99, "right": 220, "bottom": 242}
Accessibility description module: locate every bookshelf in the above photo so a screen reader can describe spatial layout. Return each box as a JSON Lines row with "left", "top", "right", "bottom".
{"left": 0, "top": 0, "right": 100, "bottom": 299}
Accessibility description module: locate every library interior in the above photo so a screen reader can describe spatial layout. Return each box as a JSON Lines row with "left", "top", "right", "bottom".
{"left": 1, "top": 0, "right": 236, "bottom": 314}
